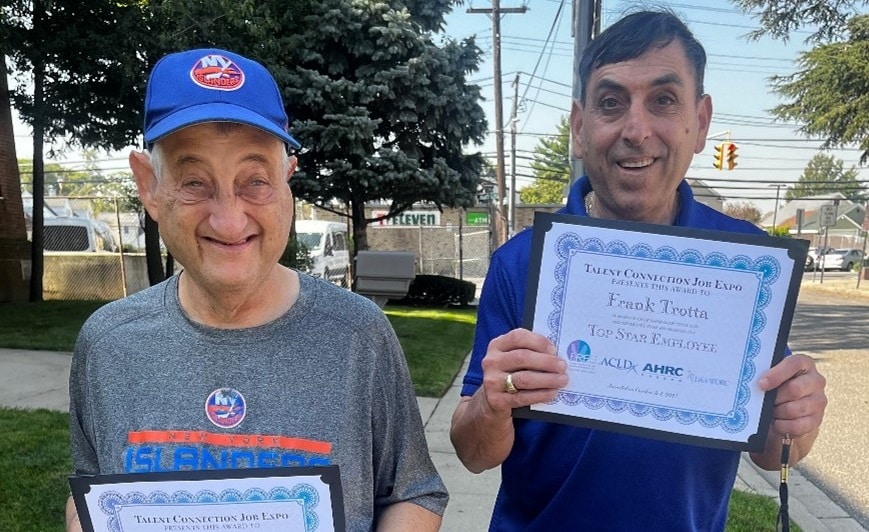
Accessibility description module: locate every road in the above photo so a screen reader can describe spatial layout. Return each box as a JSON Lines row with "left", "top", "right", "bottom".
{"left": 791, "top": 285, "right": 869, "bottom": 529}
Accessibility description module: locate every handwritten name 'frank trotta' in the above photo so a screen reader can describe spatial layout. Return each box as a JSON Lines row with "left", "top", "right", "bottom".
{"left": 607, "top": 292, "right": 708, "bottom": 319}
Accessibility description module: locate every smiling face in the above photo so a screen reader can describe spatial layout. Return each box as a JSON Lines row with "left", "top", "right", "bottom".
{"left": 131, "top": 123, "right": 296, "bottom": 298}
{"left": 572, "top": 40, "right": 712, "bottom": 224}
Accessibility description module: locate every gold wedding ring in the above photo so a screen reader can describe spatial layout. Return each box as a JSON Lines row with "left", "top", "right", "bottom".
{"left": 505, "top": 372, "right": 518, "bottom": 394}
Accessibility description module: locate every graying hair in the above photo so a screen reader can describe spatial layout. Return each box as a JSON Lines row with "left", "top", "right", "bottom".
{"left": 148, "top": 129, "right": 291, "bottom": 182}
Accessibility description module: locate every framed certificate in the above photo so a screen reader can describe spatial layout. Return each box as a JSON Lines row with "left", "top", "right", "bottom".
{"left": 515, "top": 212, "right": 807, "bottom": 452}
{"left": 70, "top": 466, "right": 345, "bottom": 532}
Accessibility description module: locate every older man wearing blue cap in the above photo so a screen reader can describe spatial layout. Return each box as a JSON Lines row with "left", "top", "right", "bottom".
{"left": 66, "top": 48, "right": 447, "bottom": 532}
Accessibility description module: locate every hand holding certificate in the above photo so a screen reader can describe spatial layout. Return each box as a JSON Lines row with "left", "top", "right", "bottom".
{"left": 516, "top": 213, "right": 808, "bottom": 452}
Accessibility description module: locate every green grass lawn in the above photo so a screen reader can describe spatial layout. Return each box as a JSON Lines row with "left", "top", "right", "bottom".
{"left": 0, "top": 300, "right": 107, "bottom": 351}
{"left": 0, "top": 408, "right": 70, "bottom": 532}
{"left": 0, "top": 300, "right": 800, "bottom": 531}
{"left": 727, "top": 489, "right": 801, "bottom": 532}
{"left": 384, "top": 305, "right": 477, "bottom": 397}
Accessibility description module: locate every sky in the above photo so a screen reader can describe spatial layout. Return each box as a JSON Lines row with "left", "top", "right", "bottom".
{"left": 442, "top": 0, "right": 868, "bottom": 214}
{"left": 11, "top": 0, "right": 868, "bottom": 215}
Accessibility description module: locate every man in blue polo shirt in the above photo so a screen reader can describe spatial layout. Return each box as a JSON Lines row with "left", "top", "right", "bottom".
{"left": 450, "top": 10, "right": 827, "bottom": 531}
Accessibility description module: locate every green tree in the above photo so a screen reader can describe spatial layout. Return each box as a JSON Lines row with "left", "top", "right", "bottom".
{"left": 2, "top": 0, "right": 486, "bottom": 286}
{"left": 144, "top": 0, "right": 487, "bottom": 253}
{"left": 773, "top": 15, "right": 869, "bottom": 164}
{"left": 731, "top": 0, "right": 868, "bottom": 44}
{"left": 732, "top": 2, "right": 869, "bottom": 163}
{"left": 19, "top": 151, "right": 136, "bottom": 215}
{"left": 724, "top": 201, "right": 763, "bottom": 224}
{"left": 2, "top": 0, "right": 152, "bottom": 299}
{"left": 281, "top": 1, "right": 487, "bottom": 253}
{"left": 520, "top": 116, "right": 569, "bottom": 205}
{"left": 785, "top": 153, "right": 864, "bottom": 200}
{"left": 18, "top": 159, "right": 74, "bottom": 195}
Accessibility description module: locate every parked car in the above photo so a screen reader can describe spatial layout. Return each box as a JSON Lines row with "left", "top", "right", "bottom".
{"left": 294, "top": 220, "right": 351, "bottom": 286}
{"left": 43, "top": 217, "right": 118, "bottom": 252}
{"left": 816, "top": 248, "right": 863, "bottom": 271}
{"left": 805, "top": 246, "right": 834, "bottom": 270}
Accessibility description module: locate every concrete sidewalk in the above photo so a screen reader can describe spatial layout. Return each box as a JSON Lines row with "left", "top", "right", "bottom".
{"left": 0, "top": 348, "right": 864, "bottom": 531}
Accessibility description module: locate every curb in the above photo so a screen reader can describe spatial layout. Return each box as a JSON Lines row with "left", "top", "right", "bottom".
{"left": 735, "top": 454, "right": 865, "bottom": 531}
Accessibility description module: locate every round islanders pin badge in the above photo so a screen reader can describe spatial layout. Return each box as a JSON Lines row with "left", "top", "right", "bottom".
{"left": 205, "top": 388, "right": 246, "bottom": 429}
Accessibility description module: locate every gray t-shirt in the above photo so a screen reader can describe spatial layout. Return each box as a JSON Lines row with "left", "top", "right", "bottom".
{"left": 69, "top": 272, "right": 447, "bottom": 530}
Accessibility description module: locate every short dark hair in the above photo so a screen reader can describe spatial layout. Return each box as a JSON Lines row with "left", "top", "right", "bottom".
{"left": 578, "top": 10, "right": 706, "bottom": 103}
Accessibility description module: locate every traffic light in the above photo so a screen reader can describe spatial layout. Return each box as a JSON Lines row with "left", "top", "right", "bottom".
{"left": 726, "top": 142, "right": 738, "bottom": 170}
{"left": 712, "top": 142, "right": 726, "bottom": 170}
{"left": 712, "top": 142, "right": 738, "bottom": 170}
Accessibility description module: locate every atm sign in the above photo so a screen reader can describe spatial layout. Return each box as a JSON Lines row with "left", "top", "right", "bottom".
{"left": 466, "top": 212, "right": 489, "bottom": 226}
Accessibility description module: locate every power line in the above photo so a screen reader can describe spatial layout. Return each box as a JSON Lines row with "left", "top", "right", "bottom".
{"left": 518, "top": 0, "right": 566, "bottom": 132}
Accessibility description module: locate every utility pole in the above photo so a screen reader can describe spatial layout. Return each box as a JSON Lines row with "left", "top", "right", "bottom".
{"left": 569, "top": 0, "right": 600, "bottom": 187}
{"left": 469, "top": 1, "right": 527, "bottom": 247}
{"left": 769, "top": 183, "right": 785, "bottom": 230}
{"left": 509, "top": 72, "right": 520, "bottom": 236}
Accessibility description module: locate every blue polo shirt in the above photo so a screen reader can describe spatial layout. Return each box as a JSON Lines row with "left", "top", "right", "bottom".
{"left": 462, "top": 177, "right": 766, "bottom": 531}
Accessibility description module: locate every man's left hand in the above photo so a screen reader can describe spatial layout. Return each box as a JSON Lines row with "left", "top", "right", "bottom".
{"left": 751, "top": 353, "right": 827, "bottom": 469}
{"left": 759, "top": 353, "right": 827, "bottom": 439}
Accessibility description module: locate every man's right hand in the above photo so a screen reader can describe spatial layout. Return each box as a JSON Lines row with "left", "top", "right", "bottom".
{"left": 450, "top": 329, "right": 567, "bottom": 473}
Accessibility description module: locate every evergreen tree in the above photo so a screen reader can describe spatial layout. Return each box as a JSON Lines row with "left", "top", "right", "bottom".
{"left": 143, "top": 0, "right": 487, "bottom": 253}
{"left": 732, "top": 1, "right": 869, "bottom": 162}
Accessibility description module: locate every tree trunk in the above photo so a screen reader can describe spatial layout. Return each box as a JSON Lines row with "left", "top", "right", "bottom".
{"left": 144, "top": 211, "right": 165, "bottom": 285}
{"left": 350, "top": 198, "right": 368, "bottom": 254}
{"left": 28, "top": 1, "right": 46, "bottom": 301}
{"left": 349, "top": 199, "right": 368, "bottom": 292}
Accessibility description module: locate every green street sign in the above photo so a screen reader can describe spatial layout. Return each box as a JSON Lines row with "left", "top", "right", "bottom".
{"left": 466, "top": 212, "right": 489, "bottom": 226}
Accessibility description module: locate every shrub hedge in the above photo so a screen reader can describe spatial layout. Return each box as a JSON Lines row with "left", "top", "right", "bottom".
{"left": 392, "top": 275, "right": 477, "bottom": 308}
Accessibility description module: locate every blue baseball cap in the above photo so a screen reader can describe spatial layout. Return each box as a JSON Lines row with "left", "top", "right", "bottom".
{"left": 143, "top": 48, "right": 301, "bottom": 149}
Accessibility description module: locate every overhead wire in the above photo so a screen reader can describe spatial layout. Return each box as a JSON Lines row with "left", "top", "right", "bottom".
{"left": 517, "top": 0, "right": 567, "bottom": 131}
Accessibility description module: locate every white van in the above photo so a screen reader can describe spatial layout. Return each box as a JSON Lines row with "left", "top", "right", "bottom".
{"left": 294, "top": 220, "right": 351, "bottom": 286}
{"left": 42, "top": 217, "right": 118, "bottom": 252}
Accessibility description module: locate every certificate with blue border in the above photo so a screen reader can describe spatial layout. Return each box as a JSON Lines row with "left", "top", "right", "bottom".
{"left": 515, "top": 212, "right": 807, "bottom": 452}
{"left": 69, "top": 466, "right": 345, "bottom": 532}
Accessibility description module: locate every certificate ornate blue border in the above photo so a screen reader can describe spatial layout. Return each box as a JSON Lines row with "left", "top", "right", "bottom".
{"left": 546, "top": 231, "right": 781, "bottom": 434}
{"left": 98, "top": 484, "right": 321, "bottom": 531}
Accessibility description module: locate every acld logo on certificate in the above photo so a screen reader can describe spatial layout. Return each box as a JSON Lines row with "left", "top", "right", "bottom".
{"left": 516, "top": 212, "right": 807, "bottom": 452}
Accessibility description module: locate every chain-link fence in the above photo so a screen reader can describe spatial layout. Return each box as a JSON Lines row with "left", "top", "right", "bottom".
{"left": 28, "top": 195, "right": 153, "bottom": 300}
{"left": 364, "top": 224, "right": 491, "bottom": 289}
{"left": 29, "top": 196, "right": 494, "bottom": 300}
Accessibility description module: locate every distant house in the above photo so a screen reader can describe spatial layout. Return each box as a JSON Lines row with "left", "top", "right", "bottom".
{"left": 761, "top": 193, "right": 867, "bottom": 248}
{"left": 97, "top": 211, "right": 145, "bottom": 251}
{"left": 687, "top": 178, "right": 725, "bottom": 212}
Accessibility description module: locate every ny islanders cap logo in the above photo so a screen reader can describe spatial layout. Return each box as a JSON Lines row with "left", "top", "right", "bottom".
{"left": 205, "top": 388, "right": 246, "bottom": 429}
{"left": 190, "top": 54, "right": 244, "bottom": 91}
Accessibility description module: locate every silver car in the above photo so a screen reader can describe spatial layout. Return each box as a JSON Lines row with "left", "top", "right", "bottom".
{"left": 816, "top": 248, "right": 863, "bottom": 271}
{"left": 805, "top": 246, "right": 834, "bottom": 270}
